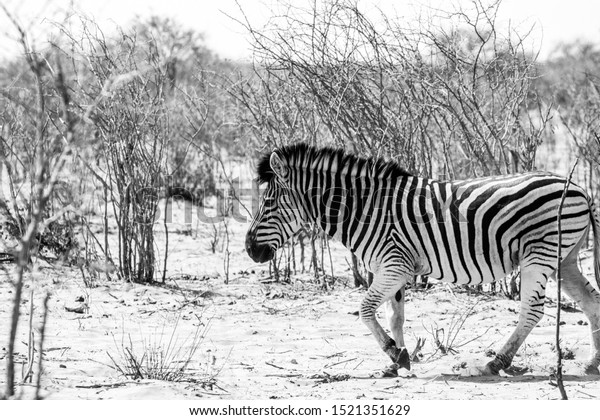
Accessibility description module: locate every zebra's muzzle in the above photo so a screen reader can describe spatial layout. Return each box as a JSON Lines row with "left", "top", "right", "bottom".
{"left": 245, "top": 232, "right": 275, "bottom": 263}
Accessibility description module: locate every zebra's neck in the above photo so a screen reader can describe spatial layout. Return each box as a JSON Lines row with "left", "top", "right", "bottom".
{"left": 290, "top": 166, "right": 412, "bottom": 255}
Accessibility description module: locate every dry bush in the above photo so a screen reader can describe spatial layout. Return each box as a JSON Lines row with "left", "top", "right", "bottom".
{"left": 235, "top": 0, "right": 548, "bottom": 178}
{"left": 108, "top": 314, "right": 212, "bottom": 383}
{"left": 424, "top": 298, "right": 492, "bottom": 359}
{"left": 0, "top": 7, "right": 79, "bottom": 398}
{"left": 65, "top": 18, "right": 177, "bottom": 283}
{"left": 541, "top": 42, "right": 600, "bottom": 203}
{"left": 54, "top": 17, "right": 218, "bottom": 282}
{"left": 53, "top": 15, "right": 246, "bottom": 283}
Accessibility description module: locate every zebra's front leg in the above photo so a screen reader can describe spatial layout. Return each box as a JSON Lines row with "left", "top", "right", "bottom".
{"left": 360, "top": 274, "right": 410, "bottom": 377}
{"left": 384, "top": 286, "right": 406, "bottom": 348}
{"left": 464, "top": 267, "right": 549, "bottom": 376}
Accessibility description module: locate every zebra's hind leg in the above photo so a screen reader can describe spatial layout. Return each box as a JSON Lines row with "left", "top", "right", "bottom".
{"left": 464, "top": 263, "right": 550, "bottom": 376}
{"left": 360, "top": 272, "right": 411, "bottom": 377}
{"left": 559, "top": 260, "right": 600, "bottom": 375}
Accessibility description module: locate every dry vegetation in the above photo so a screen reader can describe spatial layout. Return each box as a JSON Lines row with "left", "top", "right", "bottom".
{"left": 0, "top": 0, "right": 599, "bottom": 399}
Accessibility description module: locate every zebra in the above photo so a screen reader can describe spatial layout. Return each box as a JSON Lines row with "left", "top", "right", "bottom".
{"left": 245, "top": 143, "right": 600, "bottom": 376}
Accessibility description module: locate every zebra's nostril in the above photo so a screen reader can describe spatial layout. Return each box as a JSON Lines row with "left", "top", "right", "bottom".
{"left": 244, "top": 233, "right": 274, "bottom": 263}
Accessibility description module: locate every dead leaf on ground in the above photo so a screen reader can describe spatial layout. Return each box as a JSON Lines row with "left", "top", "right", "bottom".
{"left": 65, "top": 304, "right": 88, "bottom": 314}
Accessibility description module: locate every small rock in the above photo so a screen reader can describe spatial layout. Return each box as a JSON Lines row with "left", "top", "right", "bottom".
{"left": 59, "top": 364, "right": 67, "bottom": 368}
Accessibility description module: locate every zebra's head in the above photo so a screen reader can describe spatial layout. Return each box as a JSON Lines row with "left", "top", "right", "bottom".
{"left": 245, "top": 150, "right": 305, "bottom": 263}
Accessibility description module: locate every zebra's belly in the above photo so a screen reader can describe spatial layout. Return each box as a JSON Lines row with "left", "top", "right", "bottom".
{"left": 418, "top": 253, "right": 514, "bottom": 285}
{"left": 422, "top": 251, "right": 513, "bottom": 285}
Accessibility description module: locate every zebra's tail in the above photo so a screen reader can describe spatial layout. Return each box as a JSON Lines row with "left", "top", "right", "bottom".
{"left": 591, "top": 200, "right": 600, "bottom": 292}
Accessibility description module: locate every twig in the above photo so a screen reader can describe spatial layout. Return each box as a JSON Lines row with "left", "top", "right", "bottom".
{"left": 324, "top": 358, "right": 358, "bottom": 368}
{"left": 555, "top": 159, "right": 578, "bottom": 400}
{"left": 21, "top": 289, "right": 35, "bottom": 384}
{"left": 75, "top": 381, "right": 138, "bottom": 389}
{"left": 35, "top": 293, "right": 50, "bottom": 400}
{"left": 575, "top": 389, "right": 598, "bottom": 399}
{"left": 162, "top": 193, "right": 169, "bottom": 283}
{"left": 195, "top": 389, "right": 231, "bottom": 396}
{"left": 265, "top": 361, "right": 286, "bottom": 370}
{"left": 410, "top": 337, "right": 426, "bottom": 362}
{"left": 265, "top": 373, "right": 302, "bottom": 378}
{"left": 323, "top": 351, "right": 346, "bottom": 359}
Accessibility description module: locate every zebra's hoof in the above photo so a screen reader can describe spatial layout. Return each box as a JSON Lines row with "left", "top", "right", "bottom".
{"left": 583, "top": 365, "right": 600, "bottom": 375}
{"left": 392, "top": 347, "right": 411, "bottom": 371}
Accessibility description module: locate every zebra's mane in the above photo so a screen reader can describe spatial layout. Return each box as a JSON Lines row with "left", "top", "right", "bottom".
{"left": 256, "top": 143, "right": 413, "bottom": 185}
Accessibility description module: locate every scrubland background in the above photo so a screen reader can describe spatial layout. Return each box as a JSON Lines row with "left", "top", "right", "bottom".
{"left": 0, "top": 0, "right": 599, "bottom": 399}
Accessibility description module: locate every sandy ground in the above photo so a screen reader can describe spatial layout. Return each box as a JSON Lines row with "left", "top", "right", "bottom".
{"left": 0, "top": 201, "right": 599, "bottom": 400}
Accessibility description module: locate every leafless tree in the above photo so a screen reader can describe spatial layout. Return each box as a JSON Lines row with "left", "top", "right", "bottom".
{"left": 1, "top": 6, "right": 78, "bottom": 397}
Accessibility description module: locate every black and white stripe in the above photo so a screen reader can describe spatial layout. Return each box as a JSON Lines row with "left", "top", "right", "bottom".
{"left": 245, "top": 144, "right": 600, "bottom": 376}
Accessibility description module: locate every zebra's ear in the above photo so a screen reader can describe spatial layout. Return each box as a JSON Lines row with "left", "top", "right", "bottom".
{"left": 270, "top": 152, "right": 287, "bottom": 179}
